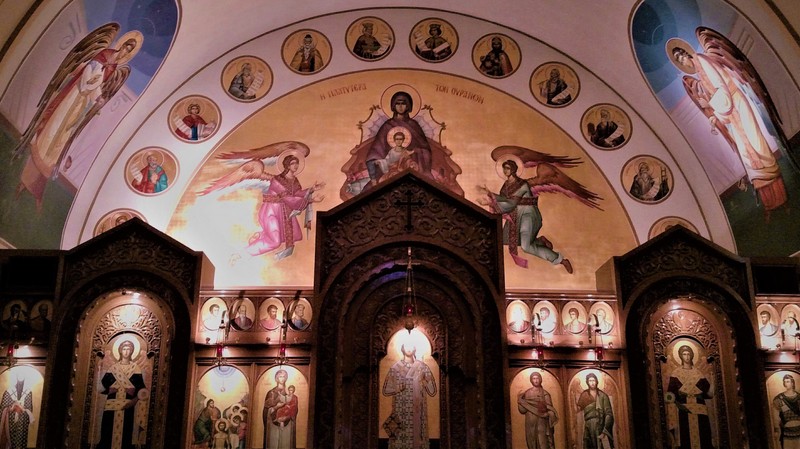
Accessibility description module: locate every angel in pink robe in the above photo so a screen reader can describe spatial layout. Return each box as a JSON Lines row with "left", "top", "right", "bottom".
{"left": 199, "top": 141, "right": 325, "bottom": 260}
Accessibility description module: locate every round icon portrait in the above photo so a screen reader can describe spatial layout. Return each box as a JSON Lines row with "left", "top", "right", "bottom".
{"left": 201, "top": 297, "right": 229, "bottom": 331}
{"left": 532, "top": 301, "right": 558, "bottom": 334}
{"left": 230, "top": 297, "right": 256, "bottom": 331}
{"left": 1, "top": 300, "right": 28, "bottom": 331}
{"left": 409, "top": 18, "right": 458, "bottom": 63}
{"left": 125, "top": 147, "right": 178, "bottom": 195}
{"left": 282, "top": 29, "right": 331, "bottom": 75}
{"left": 221, "top": 56, "right": 272, "bottom": 102}
{"left": 259, "top": 297, "right": 285, "bottom": 331}
{"left": 581, "top": 104, "right": 631, "bottom": 150}
{"left": 29, "top": 300, "right": 53, "bottom": 334}
{"left": 782, "top": 304, "right": 800, "bottom": 339}
{"left": 648, "top": 217, "right": 698, "bottom": 239}
{"left": 757, "top": 304, "right": 780, "bottom": 338}
{"left": 506, "top": 300, "right": 532, "bottom": 333}
{"left": 472, "top": 33, "right": 520, "bottom": 79}
{"left": 622, "top": 155, "right": 673, "bottom": 204}
{"left": 287, "top": 297, "right": 312, "bottom": 331}
{"left": 588, "top": 302, "right": 614, "bottom": 335}
{"left": 168, "top": 95, "right": 220, "bottom": 143}
{"left": 93, "top": 209, "right": 145, "bottom": 236}
{"left": 531, "top": 62, "right": 580, "bottom": 108}
{"left": 346, "top": 17, "right": 394, "bottom": 61}
{"left": 562, "top": 301, "right": 587, "bottom": 334}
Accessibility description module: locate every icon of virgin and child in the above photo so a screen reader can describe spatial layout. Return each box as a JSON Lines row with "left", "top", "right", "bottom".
{"left": 341, "top": 87, "right": 464, "bottom": 199}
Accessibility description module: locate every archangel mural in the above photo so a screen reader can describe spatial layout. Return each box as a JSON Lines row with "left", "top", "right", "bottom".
{"left": 632, "top": 0, "right": 800, "bottom": 257}
{"left": 198, "top": 141, "right": 325, "bottom": 261}
{"left": 0, "top": 0, "right": 178, "bottom": 249}
{"left": 477, "top": 145, "right": 603, "bottom": 273}
{"left": 12, "top": 23, "right": 142, "bottom": 210}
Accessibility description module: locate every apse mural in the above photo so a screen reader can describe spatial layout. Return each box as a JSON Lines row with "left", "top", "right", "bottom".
{"left": 0, "top": 365, "right": 45, "bottom": 449}
{"left": 0, "top": 0, "right": 178, "bottom": 249}
{"left": 478, "top": 145, "right": 603, "bottom": 274}
{"left": 510, "top": 368, "right": 564, "bottom": 449}
{"left": 632, "top": 0, "right": 800, "bottom": 257}
{"left": 253, "top": 365, "right": 309, "bottom": 449}
{"left": 341, "top": 84, "right": 463, "bottom": 198}
{"left": 169, "top": 70, "right": 635, "bottom": 289}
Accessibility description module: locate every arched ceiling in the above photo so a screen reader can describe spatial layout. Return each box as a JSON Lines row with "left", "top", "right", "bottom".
{"left": 0, "top": 0, "right": 798, "bottom": 289}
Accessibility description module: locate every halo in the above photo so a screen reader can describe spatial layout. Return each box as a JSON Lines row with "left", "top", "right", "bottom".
{"left": 113, "top": 30, "right": 144, "bottom": 65}
{"left": 111, "top": 336, "right": 142, "bottom": 361}
{"left": 386, "top": 126, "right": 413, "bottom": 147}
{"left": 670, "top": 339, "right": 702, "bottom": 366}
{"left": 665, "top": 37, "right": 697, "bottom": 75}
{"left": 278, "top": 150, "right": 306, "bottom": 175}
{"left": 495, "top": 155, "right": 524, "bottom": 179}
{"left": 139, "top": 149, "right": 163, "bottom": 168}
{"left": 380, "top": 84, "right": 422, "bottom": 118}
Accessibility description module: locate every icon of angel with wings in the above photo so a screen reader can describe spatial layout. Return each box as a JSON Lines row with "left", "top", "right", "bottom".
{"left": 477, "top": 145, "right": 603, "bottom": 273}
{"left": 198, "top": 141, "right": 325, "bottom": 261}
{"left": 667, "top": 27, "right": 798, "bottom": 216}
{"left": 12, "top": 23, "right": 142, "bottom": 210}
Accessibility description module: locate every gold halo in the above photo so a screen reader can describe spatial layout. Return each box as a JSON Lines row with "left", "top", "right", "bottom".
{"left": 495, "top": 155, "right": 523, "bottom": 179}
{"left": 278, "top": 150, "right": 306, "bottom": 175}
{"left": 111, "top": 335, "right": 142, "bottom": 361}
{"left": 139, "top": 149, "right": 163, "bottom": 168}
{"left": 665, "top": 37, "right": 697, "bottom": 75}
{"left": 385, "top": 126, "right": 413, "bottom": 147}
{"left": 670, "top": 339, "right": 701, "bottom": 366}
{"left": 114, "top": 30, "right": 144, "bottom": 65}
{"left": 380, "top": 84, "right": 422, "bottom": 118}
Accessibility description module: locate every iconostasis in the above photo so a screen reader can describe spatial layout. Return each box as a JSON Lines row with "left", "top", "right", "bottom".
{"left": 0, "top": 1, "right": 799, "bottom": 449}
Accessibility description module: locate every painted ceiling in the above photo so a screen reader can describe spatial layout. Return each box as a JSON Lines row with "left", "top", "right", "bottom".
{"left": 0, "top": 0, "right": 798, "bottom": 290}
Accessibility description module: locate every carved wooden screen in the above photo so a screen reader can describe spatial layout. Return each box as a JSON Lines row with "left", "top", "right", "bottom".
{"left": 65, "top": 290, "right": 175, "bottom": 449}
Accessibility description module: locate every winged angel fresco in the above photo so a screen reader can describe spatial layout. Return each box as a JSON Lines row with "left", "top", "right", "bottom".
{"left": 12, "top": 23, "right": 142, "bottom": 209}
{"left": 477, "top": 145, "right": 602, "bottom": 273}
{"left": 668, "top": 27, "right": 797, "bottom": 216}
{"left": 198, "top": 141, "right": 325, "bottom": 261}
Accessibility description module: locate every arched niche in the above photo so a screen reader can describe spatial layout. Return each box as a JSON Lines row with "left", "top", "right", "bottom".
{"left": 310, "top": 173, "right": 507, "bottom": 448}
{"left": 39, "top": 219, "right": 199, "bottom": 449}
{"left": 618, "top": 226, "right": 769, "bottom": 448}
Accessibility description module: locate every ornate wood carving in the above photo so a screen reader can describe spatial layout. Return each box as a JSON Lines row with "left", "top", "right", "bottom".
{"left": 617, "top": 229, "right": 749, "bottom": 308}
{"left": 313, "top": 174, "right": 505, "bottom": 449}
{"left": 62, "top": 221, "right": 200, "bottom": 300}
{"left": 317, "top": 175, "right": 501, "bottom": 292}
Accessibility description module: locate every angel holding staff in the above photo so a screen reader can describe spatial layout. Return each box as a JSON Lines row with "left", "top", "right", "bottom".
{"left": 477, "top": 145, "right": 603, "bottom": 274}
{"left": 12, "top": 23, "right": 142, "bottom": 210}
{"left": 199, "top": 141, "right": 325, "bottom": 261}
{"left": 668, "top": 27, "right": 798, "bottom": 216}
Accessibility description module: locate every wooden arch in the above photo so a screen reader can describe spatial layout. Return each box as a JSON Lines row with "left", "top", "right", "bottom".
{"left": 617, "top": 226, "right": 770, "bottom": 449}
{"left": 310, "top": 172, "right": 508, "bottom": 449}
{"left": 40, "top": 219, "right": 202, "bottom": 449}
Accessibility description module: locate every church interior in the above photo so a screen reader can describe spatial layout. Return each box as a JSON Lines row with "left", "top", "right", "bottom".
{"left": 0, "top": 1, "right": 799, "bottom": 448}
